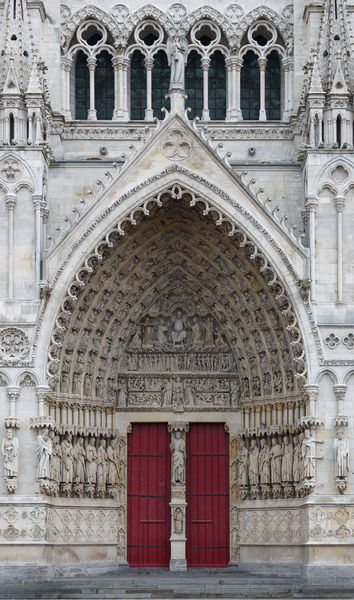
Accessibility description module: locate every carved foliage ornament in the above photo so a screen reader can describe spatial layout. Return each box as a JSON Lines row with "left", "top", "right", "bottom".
{"left": 0, "top": 328, "right": 30, "bottom": 363}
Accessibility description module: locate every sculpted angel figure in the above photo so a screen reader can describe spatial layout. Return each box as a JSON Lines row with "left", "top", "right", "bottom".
{"left": 2, "top": 429, "right": 19, "bottom": 478}
{"left": 166, "top": 35, "right": 188, "bottom": 88}
{"left": 37, "top": 428, "right": 52, "bottom": 480}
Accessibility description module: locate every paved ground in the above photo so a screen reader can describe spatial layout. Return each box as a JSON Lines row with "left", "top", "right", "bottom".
{"left": 0, "top": 567, "right": 354, "bottom": 600}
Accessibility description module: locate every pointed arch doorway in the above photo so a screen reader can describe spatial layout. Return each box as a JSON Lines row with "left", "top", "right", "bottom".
{"left": 46, "top": 184, "right": 308, "bottom": 569}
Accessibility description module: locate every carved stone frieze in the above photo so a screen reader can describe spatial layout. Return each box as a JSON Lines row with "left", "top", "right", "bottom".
{"left": 239, "top": 507, "right": 306, "bottom": 545}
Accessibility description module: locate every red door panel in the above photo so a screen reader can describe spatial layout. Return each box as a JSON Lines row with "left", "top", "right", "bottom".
{"left": 186, "top": 423, "right": 229, "bottom": 567}
{"left": 127, "top": 423, "right": 171, "bottom": 566}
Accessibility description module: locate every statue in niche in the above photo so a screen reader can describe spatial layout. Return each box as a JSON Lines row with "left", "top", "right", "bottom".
{"left": 107, "top": 439, "right": 119, "bottom": 485}
{"left": 173, "top": 507, "right": 184, "bottom": 535}
{"left": 171, "top": 431, "right": 185, "bottom": 484}
{"left": 238, "top": 439, "right": 249, "bottom": 486}
{"left": 259, "top": 438, "right": 271, "bottom": 484}
{"left": 2, "top": 429, "right": 19, "bottom": 478}
{"left": 204, "top": 316, "right": 214, "bottom": 348}
{"left": 172, "top": 378, "right": 185, "bottom": 411}
{"left": 170, "top": 310, "right": 187, "bottom": 346}
{"left": 190, "top": 317, "right": 203, "bottom": 346}
{"left": 302, "top": 428, "right": 323, "bottom": 480}
{"left": 281, "top": 435, "right": 293, "bottom": 482}
{"left": 215, "top": 329, "right": 224, "bottom": 347}
{"left": 162, "top": 380, "right": 173, "bottom": 406}
{"left": 156, "top": 320, "right": 168, "bottom": 347}
{"left": 73, "top": 437, "right": 86, "bottom": 483}
{"left": 333, "top": 430, "right": 349, "bottom": 479}
{"left": 85, "top": 437, "right": 97, "bottom": 484}
{"left": 142, "top": 318, "right": 154, "bottom": 347}
{"left": 36, "top": 428, "right": 52, "bottom": 480}
{"left": 166, "top": 36, "right": 188, "bottom": 88}
{"left": 249, "top": 439, "right": 259, "bottom": 485}
{"left": 97, "top": 439, "right": 108, "bottom": 486}
{"left": 50, "top": 433, "right": 62, "bottom": 483}
{"left": 61, "top": 434, "right": 73, "bottom": 484}
{"left": 270, "top": 436, "right": 282, "bottom": 484}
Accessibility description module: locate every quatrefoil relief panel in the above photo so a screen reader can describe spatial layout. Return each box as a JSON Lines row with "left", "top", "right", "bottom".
{"left": 0, "top": 328, "right": 30, "bottom": 362}
{"left": 0, "top": 159, "right": 22, "bottom": 182}
{"left": 161, "top": 129, "right": 192, "bottom": 161}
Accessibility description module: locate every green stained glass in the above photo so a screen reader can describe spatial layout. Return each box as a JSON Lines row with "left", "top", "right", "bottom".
{"left": 241, "top": 50, "right": 260, "bottom": 120}
{"left": 265, "top": 50, "right": 281, "bottom": 120}
{"left": 209, "top": 51, "right": 226, "bottom": 120}
{"left": 75, "top": 50, "right": 89, "bottom": 120}
{"left": 95, "top": 50, "right": 114, "bottom": 120}
{"left": 130, "top": 50, "right": 146, "bottom": 120}
{"left": 185, "top": 50, "right": 203, "bottom": 120}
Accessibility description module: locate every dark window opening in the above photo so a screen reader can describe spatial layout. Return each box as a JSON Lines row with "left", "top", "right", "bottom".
{"left": 265, "top": 50, "right": 281, "bottom": 120}
{"left": 130, "top": 50, "right": 146, "bottom": 120}
{"left": 95, "top": 50, "right": 114, "bottom": 120}
{"left": 208, "top": 51, "right": 226, "bottom": 120}
{"left": 241, "top": 50, "right": 260, "bottom": 120}
{"left": 9, "top": 113, "right": 15, "bottom": 143}
{"left": 185, "top": 50, "right": 203, "bottom": 120}
{"left": 336, "top": 114, "right": 342, "bottom": 146}
{"left": 152, "top": 50, "right": 170, "bottom": 119}
{"left": 75, "top": 50, "right": 90, "bottom": 120}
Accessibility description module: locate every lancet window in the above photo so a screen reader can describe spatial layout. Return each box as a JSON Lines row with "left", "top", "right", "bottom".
{"left": 240, "top": 21, "right": 286, "bottom": 121}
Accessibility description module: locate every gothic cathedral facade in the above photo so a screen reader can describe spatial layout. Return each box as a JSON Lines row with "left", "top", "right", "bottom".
{"left": 0, "top": 0, "right": 353, "bottom": 576}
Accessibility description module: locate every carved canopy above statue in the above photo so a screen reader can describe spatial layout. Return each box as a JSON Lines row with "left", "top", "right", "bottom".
{"left": 47, "top": 187, "right": 307, "bottom": 411}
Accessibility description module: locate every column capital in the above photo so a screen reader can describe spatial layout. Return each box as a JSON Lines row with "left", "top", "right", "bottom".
{"left": 62, "top": 57, "right": 73, "bottom": 71}
{"left": 282, "top": 56, "right": 293, "bottom": 71}
{"left": 7, "top": 386, "right": 20, "bottom": 403}
{"left": 305, "top": 195, "right": 318, "bottom": 212}
{"left": 32, "top": 193, "right": 43, "bottom": 209}
{"left": 333, "top": 384, "right": 347, "bottom": 401}
{"left": 87, "top": 57, "right": 97, "bottom": 71}
{"left": 112, "top": 55, "right": 129, "bottom": 69}
{"left": 5, "top": 193, "right": 17, "bottom": 210}
{"left": 201, "top": 56, "right": 210, "bottom": 71}
{"left": 334, "top": 195, "right": 345, "bottom": 213}
{"left": 304, "top": 383, "right": 319, "bottom": 403}
{"left": 257, "top": 57, "right": 267, "bottom": 71}
{"left": 144, "top": 56, "right": 154, "bottom": 71}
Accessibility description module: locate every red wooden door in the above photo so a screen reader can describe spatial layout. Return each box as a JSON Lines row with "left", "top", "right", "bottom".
{"left": 186, "top": 423, "right": 229, "bottom": 567}
{"left": 127, "top": 423, "right": 171, "bottom": 566}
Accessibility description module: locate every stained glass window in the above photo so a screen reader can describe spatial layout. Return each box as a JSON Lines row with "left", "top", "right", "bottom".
{"left": 95, "top": 50, "right": 114, "bottom": 120}
{"left": 209, "top": 51, "right": 226, "bottom": 120}
{"left": 241, "top": 50, "right": 260, "bottom": 120}
{"left": 185, "top": 50, "right": 203, "bottom": 120}
{"left": 75, "top": 50, "right": 90, "bottom": 120}
{"left": 265, "top": 50, "right": 281, "bottom": 120}
{"left": 152, "top": 50, "right": 170, "bottom": 119}
{"left": 130, "top": 50, "right": 146, "bottom": 120}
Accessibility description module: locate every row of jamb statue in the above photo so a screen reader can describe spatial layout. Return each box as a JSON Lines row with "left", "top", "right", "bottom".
{"left": 36, "top": 428, "right": 125, "bottom": 498}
